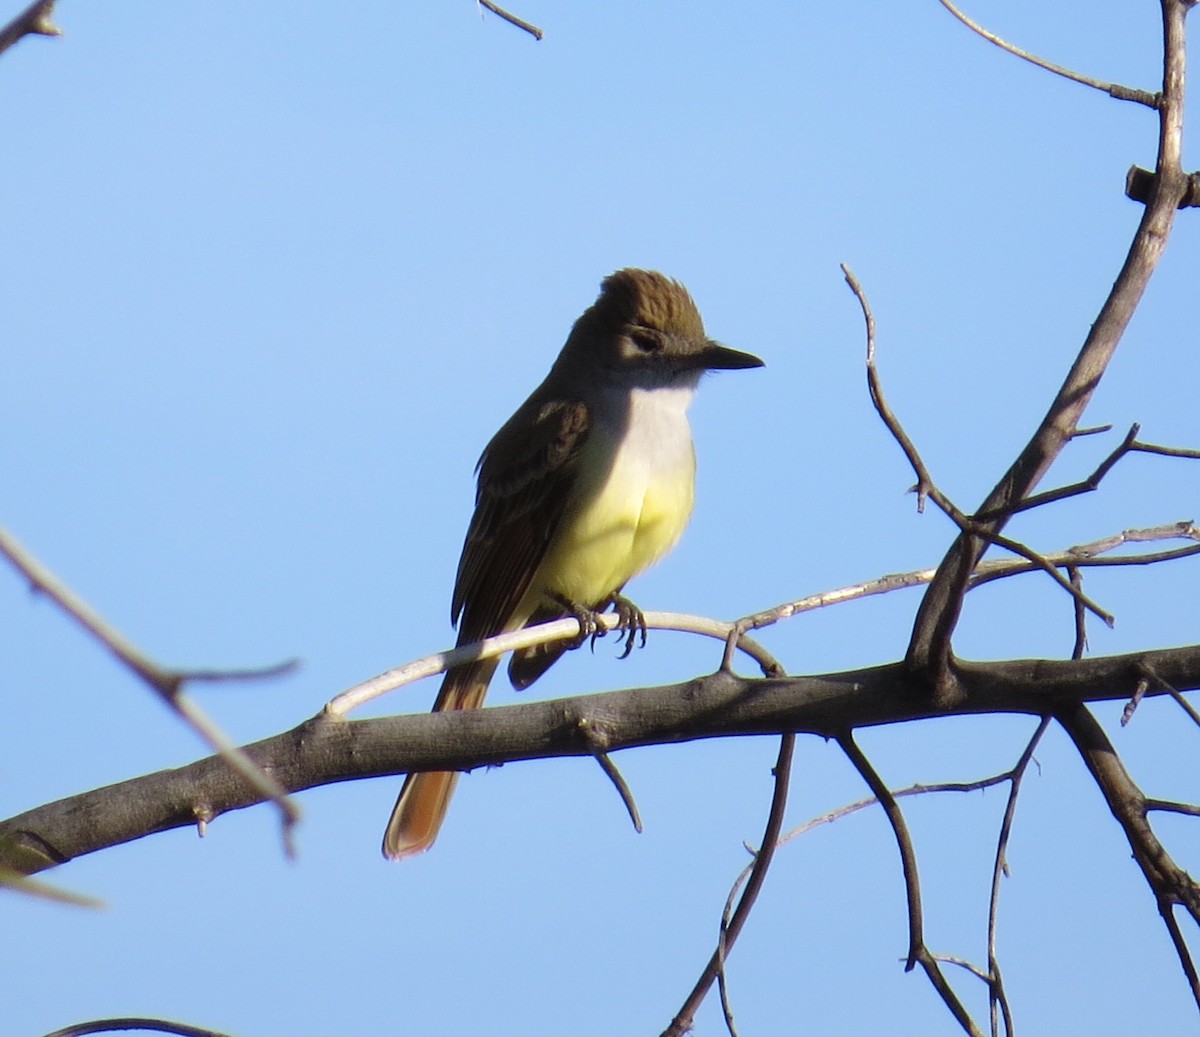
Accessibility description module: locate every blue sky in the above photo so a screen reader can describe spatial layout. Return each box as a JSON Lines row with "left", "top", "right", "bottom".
{"left": 2, "top": 2, "right": 1198, "bottom": 1034}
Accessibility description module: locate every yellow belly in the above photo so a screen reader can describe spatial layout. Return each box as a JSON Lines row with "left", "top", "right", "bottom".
{"left": 530, "top": 435, "right": 696, "bottom": 609}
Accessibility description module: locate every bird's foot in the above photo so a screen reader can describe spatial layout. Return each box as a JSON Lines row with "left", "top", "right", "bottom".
{"left": 605, "top": 593, "right": 647, "bottom": 659}
{"left": 551, "top": 593, "right": 647, "bottom": 658}
{"left": 553, "top": 594, "right": 603, "bottom": 650}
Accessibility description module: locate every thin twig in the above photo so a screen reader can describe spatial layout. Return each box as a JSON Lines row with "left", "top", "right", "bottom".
{"left": 0, "top": 866, "right": 102, "bottom": 908}
{"left": 181, "top": 660, "right": 300, "bottom": 683}
{"left": 325, "top": 610, "right": 775, "bottom": 716}
{"left": 933, "top": 954, "right": 992, "bottom": 984}
{"left": 1057, "top": 520, "right": 1198, "bottom": 558}
{"left": 329, "top": 521, "right": 1198, "bottom": 720}
{"left": 705, "top": 769, "right": 1025, "bottom": 1004}
{"left": 980, "top": 424, "right": 1200, "bottom": 519}
{"left": 983, "top": 423, "right": 1142, "bottom": 518}
{"left": 843, "top": 264, "right": 1116, "bottom": 627}
{"left": 1160, "top": 905, "right": 1200, "bottom": 1007}
{"left": 983, "top": 527, "right": 1113, "bottom": 626}
{"left": 663, "top": 734, "right": 795, "bottom": 1037}
{"left": 1166, "top": 686, "right": 1200, "bottom": 728}
{"left": 1048, "top": 543, "right": 1200, "bottom": 570}
{"left": 751, "top": 767, "right": 1047, "bottom": 882}
{"left": 0, "top": 0, "right": 60, "bottom": 57}
{"left": 478, "top": 0, "right": 543, "bottom": 40}
{"left": 738, "top": 522, "right": 1200, "bottom": 634}
{"left": 0, "top": 525, "right": 301, "bottom": 851}
{"left": 1133, "top": 442, "right": 1200, "bottom": 460}
{"left": 664, "top": 643, "right": 793, "bottom": 1034}
{"left": 596, "top": 752, "right": 642, "bottom": 832}
{"left": 1122, "top": 677, "right": 1152, "bottom": 726}
{"left": 1068, "top": 566, "right": 1088, "bottom": 660}
{"left": 717, "top": 905, "right": 743, "bottom": 1037}
{"left": 838, "top": 735, "right": 923, "bottom": 971}
{"left": 843, "top": 263, "right": 933, "bottom": 512}
{"left": 838, "top": 733, "right": 984, "bottom": 1036}
{"left": 936, "top": 0, "right": 1157, "bottom": 106}
{"left": 711, "top": 772, "right": 1017, "bottom": 885}
{"left": 41, "top": 1018, "right": 234, "bottom": 1037}
{"left": 1133, "top": 663, "right": 1200, "bottom": 728}
{"left": 986, "top": 717, "right": 1050, "bottom": 1037}
{"left": 1146, "top": 800, "right": 1200, "bottom": 818}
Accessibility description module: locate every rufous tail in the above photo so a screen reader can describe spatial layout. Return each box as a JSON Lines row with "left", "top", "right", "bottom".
{"left": 381, "top": 657, "right": 499, "bottom": 860}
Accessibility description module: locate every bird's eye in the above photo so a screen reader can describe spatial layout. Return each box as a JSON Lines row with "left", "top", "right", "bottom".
{"left": 629, "top": 329, "right": 661, "bottom": 353}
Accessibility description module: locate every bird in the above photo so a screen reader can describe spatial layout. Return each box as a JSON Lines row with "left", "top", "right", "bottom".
{"left": 382, "top": 268, "right": 764, "bottom": 859}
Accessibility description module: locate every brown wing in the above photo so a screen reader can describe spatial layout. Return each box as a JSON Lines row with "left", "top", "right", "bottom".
{"left": 451, "top": 397, "right": 590, "bottom": 645}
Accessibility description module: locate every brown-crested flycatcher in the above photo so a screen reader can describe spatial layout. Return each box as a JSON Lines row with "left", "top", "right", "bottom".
{"left": 382, "top": 268, "right": 763, "bottom": 859}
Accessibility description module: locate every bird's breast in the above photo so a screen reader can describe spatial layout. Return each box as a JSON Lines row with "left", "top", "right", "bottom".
{"left": 536, "top": 385, "right": 697, "bottom": 607}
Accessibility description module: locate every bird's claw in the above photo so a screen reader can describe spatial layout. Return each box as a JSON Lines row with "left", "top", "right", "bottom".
{"left": 555, "top": 595, "right": 601, "bottom": 650}
{"left": 556, "top": 593, "right": 646, "bottom": 658}
{"left": 609, "top": 594, "right": 647, "bottom": 660}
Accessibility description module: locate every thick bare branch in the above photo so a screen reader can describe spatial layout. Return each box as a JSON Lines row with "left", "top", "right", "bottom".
{"left": 1055, "top": 702, "right": 1200, "bottom": 1007}
{"left": 907, "top": 0, "right": 1195, "bottom": 700}
{"left": 5, "top": 644, "right": 1200, "bottom": 875}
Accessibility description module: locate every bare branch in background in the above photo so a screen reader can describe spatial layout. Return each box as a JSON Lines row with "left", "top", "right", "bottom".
{"left": 0, "top": 525, "right": 301, "bottom": 855}
{"left": 906, "top": 0, "right": 1196, "bottom": 700}
{"left": 664, "top": 734, "right": 795, "bottom": 1037}
{"left": 1056, "top": 701, "right": 1200, "bottom": 1009}
{"left": 0, "top": 0, "right": 59, "bottom": 57}
{"left": 325, "top": 609, "right": 774, "bottom": 716}
{"left": 5, "top": 641, "right": 1200, "bottom": 876}
{"left": 478, "top": 0, "right": 543, "bottom": 40}
{"left": 839, "top": 733, "right": 985, "bottom": 1036}
{"left": 2, "top": 1, "right": 1197, "bottom": 1033}
{"left": 1126, "top": 166, "right": 1200, "bottom": 207}
{"left": 936, "top": 0, "right": 1157, "bottom": 105}
{"left": 980, "top": 424, "right": 1200, "bottom": 520}
{"left": 984, "top": 716, "right": 1050, "bottom": 1036}
{"left": 40, "top": 1017, "right": 235, "bottom": 1037}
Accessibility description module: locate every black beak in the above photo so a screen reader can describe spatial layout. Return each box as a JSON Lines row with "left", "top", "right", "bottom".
{"left": 699, "top": 340, "right": 765, "bottom": 371}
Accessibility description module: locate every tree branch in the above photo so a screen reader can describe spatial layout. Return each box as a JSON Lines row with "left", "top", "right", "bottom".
{"left": 0, "top": 0, "right": 59, "bottom": 57}
{"left": 6, "top": 645, "right": 1200, "bottom": 875}
{"left": 41, "top": 1018, "right": 234, "bottom": 1037}
{"left": 935, "top": 0, "right": 1158, "bottom": 106}
{"left": 839, "top": 733, "right": 984, "bottom": 1036}
{"left": 985, "top": 716, "right": 1050, "bottom": 1036}
{"left": 1055, "top": 702, "right": 1200, "bottom": 1008}
{"left": 0, "top": 525, "right": 302, "bottom": 852}
{"left": 477, "top": 0, "right": 543, "bottom": 40}
{"left": 663, "top": 734, "right": 795, "bottom": 1037}
{"left": 1125, "top": 165, "right": 1200, "bottom": 207}
{"left": 906, "top": 0, "right": 1195, "bottom": 700}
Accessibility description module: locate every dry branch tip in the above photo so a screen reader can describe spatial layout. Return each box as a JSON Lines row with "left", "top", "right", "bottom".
{"left": 478, "top": 0, "right": 543, "bottom": 40}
